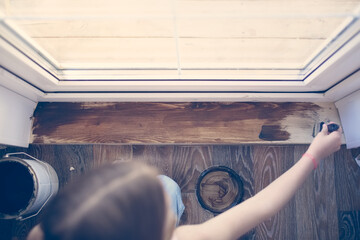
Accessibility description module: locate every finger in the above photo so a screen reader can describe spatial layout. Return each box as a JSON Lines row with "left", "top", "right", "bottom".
{"left": 337, "top": 125, "right": 343, "bottom": 133}
{"left": 321, "top": 123, "right": 328, "bottom": 134}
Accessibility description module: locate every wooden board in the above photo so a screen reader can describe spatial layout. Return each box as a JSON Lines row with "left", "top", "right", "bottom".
{"left": 294, "top": 145, "right": 339, "bottom": 239}
{"left": 31, "top": 102, "right": 341, "bottom": 144}
{"left": 0, "top": 144, "right": 359, "bottom": 240}
{"left": 253, "top": 145, "right": 297, "bottom": 239}
{"left": 334, "top": 147, "right": 360, "bottom": 211}
{"left": 4, "top": 0, "right": 358, "bottom": 69}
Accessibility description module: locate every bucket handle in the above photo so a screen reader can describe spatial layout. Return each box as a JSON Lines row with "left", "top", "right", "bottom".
{"left": 4, "top": 152, "right": 41, "bottom": 162}
{"left": 3, "top": 152, "right": 56, "bottom": 221}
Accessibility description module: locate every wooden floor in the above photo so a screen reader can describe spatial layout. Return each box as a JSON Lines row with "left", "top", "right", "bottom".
{"left": 0, "top": 144, "right": 359, "bottom": 240}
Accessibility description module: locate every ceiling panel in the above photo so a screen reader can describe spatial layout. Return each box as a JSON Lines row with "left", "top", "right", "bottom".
{"left": 179, "top": 38, "right": 323, "bottom": 69}
{"left": 0, "top": 0, "right": 359, "bottom": 79}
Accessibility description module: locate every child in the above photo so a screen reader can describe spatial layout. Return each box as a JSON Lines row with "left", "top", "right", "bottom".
{"left": 28, "top": 124, "right": 342, "bottom": 240}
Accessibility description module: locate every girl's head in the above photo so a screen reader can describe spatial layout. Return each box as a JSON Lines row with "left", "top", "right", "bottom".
{"left": 29, "top": 162, "right": 175, "bottom": 240}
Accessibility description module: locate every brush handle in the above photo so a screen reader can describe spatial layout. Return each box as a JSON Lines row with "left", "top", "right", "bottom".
{"left": 319, "top": 122, "right": 339, "bottom": 133}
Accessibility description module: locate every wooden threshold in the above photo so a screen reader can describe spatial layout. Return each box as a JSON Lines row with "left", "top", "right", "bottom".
{"left": 31, "top": 102, "right": 341, "bottom": 144}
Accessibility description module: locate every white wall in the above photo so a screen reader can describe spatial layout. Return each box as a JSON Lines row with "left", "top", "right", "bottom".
{"left": 0, "top": 85, "right": 37, "bottom": 147}
{"left": 336, "top": 89, "right": 360, "bottom": 149}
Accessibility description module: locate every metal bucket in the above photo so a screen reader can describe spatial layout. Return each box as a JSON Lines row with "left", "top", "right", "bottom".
{"left": 0, "top": 152, "right": 59, "bottom": 220}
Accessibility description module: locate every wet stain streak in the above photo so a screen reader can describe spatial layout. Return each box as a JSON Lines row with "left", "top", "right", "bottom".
{"left": 258, "top": 125, "right": 290, "bottom": 141}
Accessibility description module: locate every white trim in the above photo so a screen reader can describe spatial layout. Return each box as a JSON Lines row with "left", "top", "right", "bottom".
{"left": 325, "top": 69, "right": 360, "bottom": 102}
{"left": 0, "top": 85, "right": 37, "bottom": 147}
{"left": 0, "top": 33, "right": 59, "bottom": 89}
{"left": 0, "top": 67, "right": 45, "bottom": 102}
{"left": 3, "top": 19, "right": 61, "bottom": 69}
{"left": 304, "top": 20, "right": 360, "bottom": 90}
{"left": 40, "top": 92, "right": 327, "bottom": 102}
{"left": 56, "top": 79, "right": 308, "bottom": 92}
{"left": 0, "top": 12, "right": 359, "bottom": 101}
{"left": 335, "top": 89, "right": 360, "bottom": 149}
{"left": 301, "top": 16, "right": 354, "bottom": 71}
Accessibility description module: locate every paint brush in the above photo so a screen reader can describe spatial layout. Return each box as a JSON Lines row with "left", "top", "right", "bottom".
{"left": 319, "top": 122, "right": 339, "bottom": 133}
{"left": 312, "top": 121, "right": 340, "bottom": 137}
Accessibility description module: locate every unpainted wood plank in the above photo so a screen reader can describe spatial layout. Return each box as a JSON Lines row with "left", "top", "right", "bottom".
{"left": 334, "top": 146, "right": 360, "bottom": 211}
{"left": 31, "top": 37, "right": 324, "bottom": 68}
{"left": 179, "top": 38, "right": 323, "bottom": 68}
{"left": 294, "top": 145, "right": 339, "bottom": 240}
{"left": 5, "top": 0, "right": 172, "bottom": 17}
{"left": 6, "top": 0, "right": 358, "bottom": 17}
{"left": 31, "top": 102, "right": 341, "bottom": 144}
{"left": 33, "top": 37, "right": 178, "bottom": 66}
{"left": 177, "top": 1, "right": 358, "bottom": 17}
{"left": 19, "top": 18, "right": 341, "bottom": 39}
{"left": 252, "top": 145, "right": 296, "bottom": 239}
{"left": 176, "top": 18, "right": 342, "bottom": 39}
{"left": 18, "top": 19, "right": 174, "bottom": 38}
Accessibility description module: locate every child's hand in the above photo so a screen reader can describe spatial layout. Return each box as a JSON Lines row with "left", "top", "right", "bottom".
{"left": 306, "top": 123, "right": 342, "bottom": 164}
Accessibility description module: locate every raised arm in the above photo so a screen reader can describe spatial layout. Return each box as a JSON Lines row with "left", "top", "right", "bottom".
{"left": 175, "top": 124, "right": 342, "bottom": 240}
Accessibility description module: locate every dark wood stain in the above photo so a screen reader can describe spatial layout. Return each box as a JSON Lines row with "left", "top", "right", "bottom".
{"left": 198, "top": 170, "right": 240, "bottom": 212}
{"left": 31, "top": 102, "right": 322, "bottom": 144}
{"left": 258, "top": 125, "right": 290, "bottom": 141}
{"left": 1, "top": 145, "right": 358, "bottom": 240}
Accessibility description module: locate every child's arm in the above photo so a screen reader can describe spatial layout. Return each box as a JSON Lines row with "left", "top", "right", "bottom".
{"left": 175, "top": 124, "right": 342, "bottom": 240}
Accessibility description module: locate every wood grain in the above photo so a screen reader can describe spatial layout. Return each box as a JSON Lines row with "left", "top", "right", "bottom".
{"left": 253, "top": 145, "right": 296, "bottom": 239}
{"left": 1, "top": 144, "right": 359, "bottom": 240}
{"left": 209, "top": 145, "right": 254, "bottom": 204}
{"left": 131, "top": 145, "right": 175, "bottom": 176}
{"left": 30, "top": 145, "right": 94, "bottom": 188}
{"left": 171, "top": 146, "right": 213, "bottom": 193}
{"left": 180, "top": 193, "right": 214, "bottom": 225}
{"left": 229, "top": 146, "right": 255, "bottom": 202}
{"left": 31, "top": 102, "right": 341, "bottom": 144}
{"left": 294, "top": 145, "right": 339, "bottom": 240}
{"left": 9, "top": 0, "right": 357, "bottom": 71}
{"left": 338, "top": 211, "right": 360, "bottom": 240}
{"left": 334, "top": 146, "right": 360, "bottom": 211}
{"left": 92, "top": 145, "right": 133, "bottom": 168}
